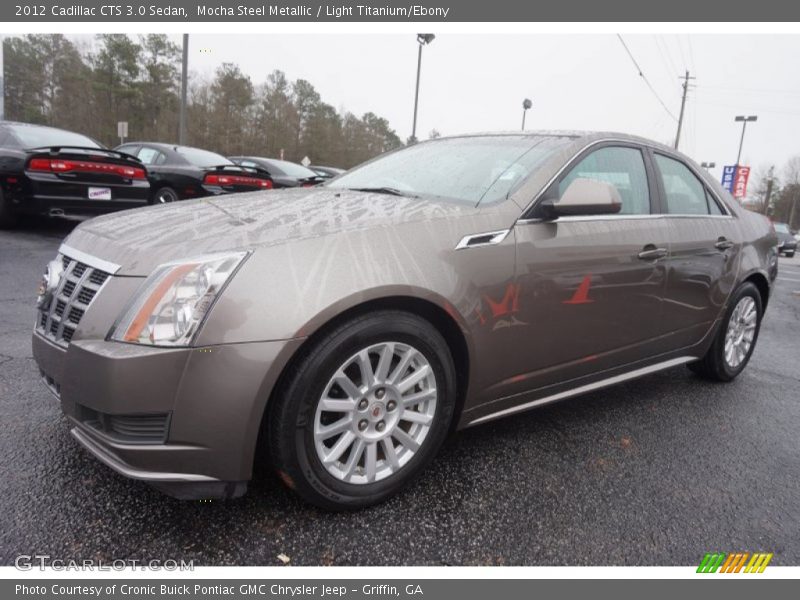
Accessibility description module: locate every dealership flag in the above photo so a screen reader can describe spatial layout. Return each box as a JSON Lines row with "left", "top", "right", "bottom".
{"left": 721, "top": 165, "right": 750, "bottom": 200}
{"left": 733, "top": 166, "right": 750, "bottom": 199}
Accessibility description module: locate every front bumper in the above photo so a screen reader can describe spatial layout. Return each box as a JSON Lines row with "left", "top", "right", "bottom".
{"left": 32, "top": 332, "right": 302, "bottom": 499}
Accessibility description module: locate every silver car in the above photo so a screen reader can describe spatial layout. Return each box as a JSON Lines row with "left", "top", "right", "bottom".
{"left": 32, "top": 132, "right": 778, "bottom": 509}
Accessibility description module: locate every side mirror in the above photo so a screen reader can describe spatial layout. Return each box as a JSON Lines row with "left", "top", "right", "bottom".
{"left": 544, "top": 178, "right": 622, "bottom": 217}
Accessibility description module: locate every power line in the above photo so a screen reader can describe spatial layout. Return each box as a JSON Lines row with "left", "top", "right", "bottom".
{"left": 654, "top": 35, "right": 678, "bottom": 80}
{"left": 617, "top": 34, "right": 678, "bottom": 122}
{"left": 686, "top": 35, "right": 696, "bottom": 75}
{"left": 699, "top": 84, "right": 800, "bottom": 96}
{"left": 674, "top": 35, "right": 688, "bottom": 69}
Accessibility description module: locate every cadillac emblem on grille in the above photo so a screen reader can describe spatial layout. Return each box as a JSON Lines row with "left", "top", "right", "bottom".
{"left": 37, "top": 259, "right": 64, "bottom": 311}
{"left": 36, "top": 252, "right": 112, "bottom": 347}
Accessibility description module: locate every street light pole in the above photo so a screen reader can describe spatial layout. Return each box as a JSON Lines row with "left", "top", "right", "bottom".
{"left": 178, "top": 34, "right": 189, "bottom": 145}
{"left": 735, "top": 115, "right": 757, "bottom": 166}
{"left": 521, "top": 98, "right": 532, "bottom": 131}
{"left": 411, "top": 34, "right": 435, "bottom": 144}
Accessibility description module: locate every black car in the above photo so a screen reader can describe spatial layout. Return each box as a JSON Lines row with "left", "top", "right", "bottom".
{"left": 114, "top": 143, "right": 274, "bottom": 204}
{"left": 229, "top": 156, "right": 324, "bottom": 188}
{"left": 774, "top": 222, "right": 797, "bottom": 257}
{"left": 309, "top": 165, "right": 345, "bottom": 179}
{"left": 0, "top": 121, "right": 150, "bottom": 227}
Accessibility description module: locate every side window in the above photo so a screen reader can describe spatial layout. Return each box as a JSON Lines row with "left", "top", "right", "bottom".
{"left": 558, "top": 146, "right": 651, "bottom": 215}
{"left": 238, "top": 160, "right": 259, "bottom": 169}
{"left": 117, "top": 144, "right": 139, "bottom": 156}
{"left": 655, "top": 154, "right": 714, "bottom": 215}
{"left": 137, "top": 147, "right": 162, "bottom": 165}
{"left": 706, "top": 189, "right": 725, "bottom": 215}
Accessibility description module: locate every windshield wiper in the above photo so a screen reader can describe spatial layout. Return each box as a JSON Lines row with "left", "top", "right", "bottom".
{"left": 348, "top": 186, "right": 417, "bottom": 198}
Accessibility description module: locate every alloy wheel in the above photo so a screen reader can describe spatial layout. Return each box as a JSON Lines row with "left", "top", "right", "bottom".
{"left": 724, "top": 296, "right": 757, "bottom": 369}
{"left": 313, "top": 341, "right": 438, "bottom": 485}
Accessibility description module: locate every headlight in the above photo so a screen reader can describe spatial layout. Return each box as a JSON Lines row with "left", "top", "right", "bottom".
{"left": 110, "top": 251, "right": 248, "bottom": 346}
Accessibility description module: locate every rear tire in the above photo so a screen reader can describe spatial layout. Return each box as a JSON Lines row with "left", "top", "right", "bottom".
{"left": 152, "top": 186, "right": 179, "bottom": 204}
{"left": 786, "top": 251, "right": 795, "bottom": 258}
{"left": 0, "top": 189, "right": 18, "bottom": 229}
{"left": 688, "top": 281, "right": 763, "bottom": 382}
{"left": 269, "top": 310, "right": 456, "bottom": 510}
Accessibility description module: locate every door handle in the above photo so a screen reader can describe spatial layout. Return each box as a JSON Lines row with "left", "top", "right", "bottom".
{"left": 714, "top": 237, "right": 735, "bottom": 251}
{"left": 637, "top": 245, "right": 668, "bottom": 260}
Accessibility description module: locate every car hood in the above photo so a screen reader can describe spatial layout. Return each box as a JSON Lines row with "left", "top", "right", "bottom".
{"left": 63, "top": 187, "right": 486, "bottom": 275}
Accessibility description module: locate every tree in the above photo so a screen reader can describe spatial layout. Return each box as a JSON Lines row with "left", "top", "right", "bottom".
{"left": 777, "top": 157, "right": 800, "bottom": 229}
{"left": 749, "top": 165, "right": 778, "bottom": 215}
{"left": 137, "top": 34, "right": 181, "bottom": 141}
{"left": 208, "top": 63, "right": 254, "bottom": 155}
{"left": 3, "top": 34, "right": 402, "bottom": 167}
{"left": 91, "top": 34, "right": 142, "bottom": 145}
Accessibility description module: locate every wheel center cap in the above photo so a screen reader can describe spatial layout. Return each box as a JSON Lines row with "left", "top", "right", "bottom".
{"left": 370, "top": 404, "right": 384, "bottom": 420}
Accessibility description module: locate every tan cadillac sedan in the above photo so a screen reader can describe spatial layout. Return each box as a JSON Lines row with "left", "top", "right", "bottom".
{"left": 32, "top": 132, "right": 778, "bottom": 509}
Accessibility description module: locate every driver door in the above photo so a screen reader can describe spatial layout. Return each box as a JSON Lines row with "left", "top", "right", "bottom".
{"left": 496, "top": 143, "right": 673, "bottom": 398}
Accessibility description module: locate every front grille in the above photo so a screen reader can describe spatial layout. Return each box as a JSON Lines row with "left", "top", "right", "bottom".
{"left": 78, "top": 405, "right": 170, "bottom": 444}
{"left": 36, "top": 253, "right": 112, "bottom": 348}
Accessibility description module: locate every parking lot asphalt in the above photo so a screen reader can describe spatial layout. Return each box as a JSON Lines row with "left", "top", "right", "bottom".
{"left": 1, "top": 218, "right": 799, "bottom": 567}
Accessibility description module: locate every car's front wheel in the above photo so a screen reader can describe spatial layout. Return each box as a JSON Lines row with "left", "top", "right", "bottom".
{"left": 688, "top": 281, "right": 763, "bottom": 381}
{"left": 269, "top": 311, "right": 456, "bottom": 510}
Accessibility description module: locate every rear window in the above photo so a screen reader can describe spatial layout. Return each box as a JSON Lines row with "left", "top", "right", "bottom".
{"left": 8, "top": 125, "right": 101, "bottom": 149}
{"left": 176, "top": 147, "right": 232, "bottom": 168}
{"left": 264, "top": 159, "right": 318, "bottom": 178}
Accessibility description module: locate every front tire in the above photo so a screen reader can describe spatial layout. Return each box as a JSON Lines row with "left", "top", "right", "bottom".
{"left": 269, "top": 311, "right": 456, "bottom": 510}
{"left": 688, "top": 281, "right": 763, "bottom": 382}
{"left": 785, "top": 251, "right": 795, "bottom": 258}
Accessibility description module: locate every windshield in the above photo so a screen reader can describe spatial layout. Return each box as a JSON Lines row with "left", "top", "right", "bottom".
{"left": 775, "top": 223, "right": 790, "bottom": 234}
{"left": 9, "top": 124, "right": 101, "bottom": 149}
{"left": 327, "top": 135, "right": 574, "bottom": 205}
{"left": 265, "top": 159, "right": 318, "bottom": 178}
{"left": 177, "top": 146, "right": 232, "bottom": 168}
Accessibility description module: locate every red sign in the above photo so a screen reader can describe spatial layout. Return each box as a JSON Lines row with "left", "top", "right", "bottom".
{"left": 733, "top": 166, "right": 750, "bottom": 199}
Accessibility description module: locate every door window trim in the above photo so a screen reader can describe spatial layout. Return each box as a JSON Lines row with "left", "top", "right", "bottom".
{"left": 521, "top": 140, "right": 655, "bottom": 220}
{"left": 651, "top": 150, "right": 732, "bottom": 218}
{"left": 518, "top": 138, "right": 734, "bottom": 223}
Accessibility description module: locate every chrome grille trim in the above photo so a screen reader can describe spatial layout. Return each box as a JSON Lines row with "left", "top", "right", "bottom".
{"left": 35, "top": 249, "right": 118, "bottom": 348}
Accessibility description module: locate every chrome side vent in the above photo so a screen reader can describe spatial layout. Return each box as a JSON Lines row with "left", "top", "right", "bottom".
{"left": 455, "top": 229, "right": 510, "bottom": 250}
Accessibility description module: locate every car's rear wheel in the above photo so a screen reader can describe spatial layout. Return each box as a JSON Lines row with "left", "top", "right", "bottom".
{"left": 786, "top": 251, "right": 795, "bottom": 258}
{"left": 688, "top": 281, "right": 763, "bottom": 382}
{"left": 152, "top": 186, "right": 179, "bottom": 204}
{"left": 269, "top": 310, "right": 456, "bottom": 510}
{"left": 0, "top": 188, "right": 18, "bottom": 229}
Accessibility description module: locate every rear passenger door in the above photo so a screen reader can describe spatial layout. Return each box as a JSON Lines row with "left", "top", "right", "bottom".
{"left": 652, "top": 152, "right": 741, "bottom": 349}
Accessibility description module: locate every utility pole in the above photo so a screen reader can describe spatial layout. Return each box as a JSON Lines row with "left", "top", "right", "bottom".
{"left": 178, "top": 34, "right": 189, "bottom": 145}
{"left": 674, "top": 70, "right": 695, "bottom": 150}
{"left": 763, "top": 166, "right": 775, "bottom": 216}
